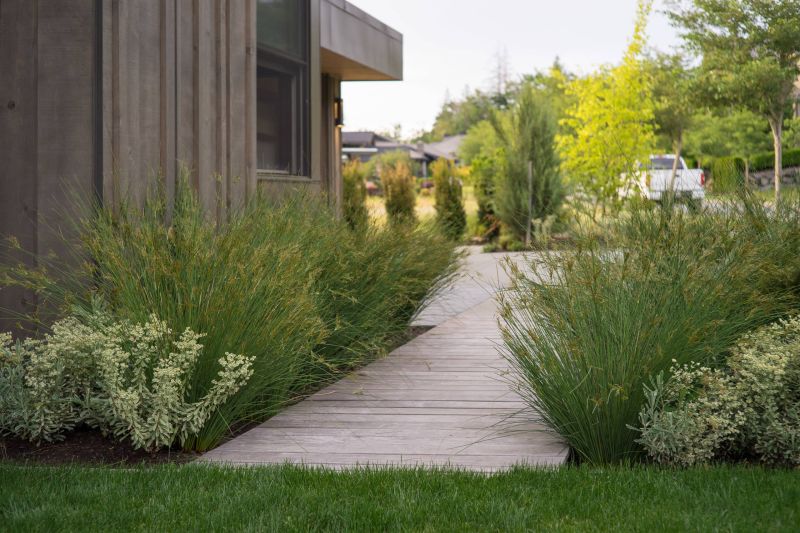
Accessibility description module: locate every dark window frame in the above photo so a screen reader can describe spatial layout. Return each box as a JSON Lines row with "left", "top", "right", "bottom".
{"left": 256, "top": 1, "right": 311, "bottom": 177}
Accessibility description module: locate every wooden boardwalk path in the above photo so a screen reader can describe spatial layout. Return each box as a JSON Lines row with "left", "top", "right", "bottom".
{"left": 201, "top": 250, "right": 568, "bottom": 471}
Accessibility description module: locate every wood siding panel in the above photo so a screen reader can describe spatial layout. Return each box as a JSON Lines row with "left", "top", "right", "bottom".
{"left": 0, "top": 0, "right": 258, "bottom": 324}
{"left": 103, "top": 0, "right": 255, "bottom": 219}
{"left": 227, "top": 0, "right": 248, "bottom": 212}
{"left": 194, "top": 0, "right": 214, "bottom": 213}
{"left": 160, "top": 0, "right": 177, "bottom": 211}
{"left": 0, "top": 0, "right": 39, "bottom": 332}
{"left": 35, "top": 1, "right": 95, "bottom": 256}
{"left": 136, "top": 1, "right": 162, "bottom": 197}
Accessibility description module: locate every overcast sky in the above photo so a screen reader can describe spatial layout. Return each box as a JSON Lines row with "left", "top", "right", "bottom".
{"left": 341, "top": 0, "right": 682, "bottom": 138}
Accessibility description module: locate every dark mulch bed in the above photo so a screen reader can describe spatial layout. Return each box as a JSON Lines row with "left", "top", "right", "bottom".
{"left": 1, "top": 428, "right": 198, "bottom": 467}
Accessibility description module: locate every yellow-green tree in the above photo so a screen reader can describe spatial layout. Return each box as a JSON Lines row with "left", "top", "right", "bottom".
{"left": 557, "top": 0, "right": 655, "bottom": 214}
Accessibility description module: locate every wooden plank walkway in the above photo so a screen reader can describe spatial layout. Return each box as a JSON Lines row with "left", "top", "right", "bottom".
{"left": 201, "top": 250, "right": 568, "bottom": 471}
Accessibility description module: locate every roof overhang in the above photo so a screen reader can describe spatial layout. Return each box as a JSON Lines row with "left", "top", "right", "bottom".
{"left": 320, "top": 0, "right": 403, "bottom": 81}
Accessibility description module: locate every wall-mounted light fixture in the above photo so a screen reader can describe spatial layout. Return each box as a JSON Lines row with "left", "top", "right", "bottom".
{"left": 334, "top": 97, "right": 344, "bottom": 128}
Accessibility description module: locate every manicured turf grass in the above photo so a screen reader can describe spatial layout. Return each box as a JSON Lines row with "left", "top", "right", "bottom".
{"left": 1, "top": 464, "right": 798, "bottom": 532}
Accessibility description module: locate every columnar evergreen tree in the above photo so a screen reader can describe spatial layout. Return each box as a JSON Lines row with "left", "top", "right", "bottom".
{"left": 469, "top": 152, "right": 501, "bottom": 239}
{"left": 493, "top": 86, "right": 564, "bottom": 243}
{"left": 342, "top": 159, "right": 369, "bottom": 230}
{"left": 382, "top": 160, "right": 417, "bottom": 226}
{"left": 432, "top": 159, "right": 467, "bottom": 240}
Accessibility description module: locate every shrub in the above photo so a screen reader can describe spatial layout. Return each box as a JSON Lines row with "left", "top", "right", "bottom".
{"left": 0, "top": 308, "right": 253, "bottom": 452}
{"left": 637, "top": 316, "right": 800, "bottom": 467}
{"left": 432, "top": 159, "right": 467, "bottom": 240}
{"left": 342, "top": 160, "right": 369, "bottom": 230}
{"left": 493, "top": 87, "right": 564, "bottom": 243}
{"left": 382, "top": 159, "right": 417, "bottom": 225}
{"left": 367, "top": 150, "right": 420, "bottom": 183}
{"left": 710, "top": 157, "right": 746, "bottom": 193}
{"left": 469, "top": 153, "right": 500, "bottom": 239}
{"left": 500, "top": 198, "right": 798, "bottom": 464}
{"left": 750, "top": 148, "right": 800, "bottom": 172}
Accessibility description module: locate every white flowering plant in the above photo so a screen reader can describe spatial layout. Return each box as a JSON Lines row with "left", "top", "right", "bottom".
{"left": 636, "top": 316, "right": 800, "bottom": 467}
{"left": 0, "top": 308, "right": 253, "bottom": 452}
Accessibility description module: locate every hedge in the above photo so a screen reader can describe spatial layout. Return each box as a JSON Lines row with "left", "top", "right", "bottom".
{"left": 750, "top": 148, "right": 800, "bottom": 172}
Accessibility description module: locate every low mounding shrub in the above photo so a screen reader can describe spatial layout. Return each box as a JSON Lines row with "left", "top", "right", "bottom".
{"left": 432, "top": 159, "right": 467, "bottom": 240}
{"left": 0, "top": 307, "right": 252, "bottom": 452}
{"left": 637, "top": 316, "right": 800, "bottom": 467}
{"left": 382, "top": 159, "right": 417, "bottom": 225}
{"left": 500, "top": 197, "right": 799, "bottom": 464}
{"left": 1, "top": 179, "right": 458, "bottom": 452}
{"left": 343, "top": 159, "right": 369, "bottom": 230}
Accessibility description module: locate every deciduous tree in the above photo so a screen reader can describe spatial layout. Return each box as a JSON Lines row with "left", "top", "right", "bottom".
{"left": 558, "top": 0, "right": 656, "bottom": 214}
{"left": 668, "top": 0, "right": 800, "bottom": 200}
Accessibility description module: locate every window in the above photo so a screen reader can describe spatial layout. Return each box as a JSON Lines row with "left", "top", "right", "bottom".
{"left": 649, "top": 157, "right": 684, "bottom": 170}
{"left": 256, "top": 0, "right": 309, "bottom": 175}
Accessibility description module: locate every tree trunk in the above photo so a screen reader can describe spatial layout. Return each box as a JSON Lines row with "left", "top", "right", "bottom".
{"left": 769, "top": 117, "right": 783, "bottom": 202}
{"left": 525, "top": 161, "right": 533, "bottom": 248}
{"left": 668, "top": 134, "right": 683, "bottom": 195}
{"left": 744, "top": 158, "right": 750, "bottom": 189}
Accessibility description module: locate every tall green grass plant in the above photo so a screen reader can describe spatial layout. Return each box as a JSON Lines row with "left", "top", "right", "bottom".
{"left": 2, "top": 180, "right": 458, "bottom": 451}
{"left": 500, "top": 196, "right": 800, "bottom": 464}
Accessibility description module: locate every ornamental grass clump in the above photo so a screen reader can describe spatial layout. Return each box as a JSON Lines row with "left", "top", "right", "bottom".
{"left": 500, "top": 196, "right": 799, "bottom": 464}
{"left": 76, "top": 184, "right": 322, "bottom": 451}
{"left": 1, "top": 178, "right": 459, "bottom": 452}
{"left": 240, "top": 196, "right": 459, "bottom": 389}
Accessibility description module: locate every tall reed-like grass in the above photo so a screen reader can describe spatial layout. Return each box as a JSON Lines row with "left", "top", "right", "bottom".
{"left": 500, "top": 196, "right": 800, "bottom": 464}
{"left": 2, "top": 180, "right": 459, "bottom": 451}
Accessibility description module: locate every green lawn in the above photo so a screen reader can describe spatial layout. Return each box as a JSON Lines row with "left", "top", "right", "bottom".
{"left": 1, "top": 464, "right": 798, "bottom": 532}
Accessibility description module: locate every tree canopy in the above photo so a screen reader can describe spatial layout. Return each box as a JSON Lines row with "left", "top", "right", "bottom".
{"left": 557, "top": 0, "right": 655, "bottom": 210}
{"left": 668, "top": 0, "right": 800, "bottom": 198}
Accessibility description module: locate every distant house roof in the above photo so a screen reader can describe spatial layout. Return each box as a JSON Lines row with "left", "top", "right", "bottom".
{"left": 342, "top": 131, "right": 392, "bottom": 147}
{"left": 423, "top": 135, "right": 466, "bottom": 161}
{"left": 342, "top": 131, "right": 462, "bottom": 162}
